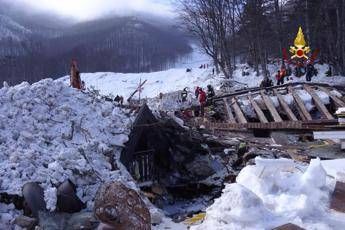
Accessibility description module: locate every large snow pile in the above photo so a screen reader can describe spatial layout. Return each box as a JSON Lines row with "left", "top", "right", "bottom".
{"left": 192, "top": 157, "right": 345, "bottom": 230}
{"left": 0, "top": 79, "right": 136, "bottom": 214}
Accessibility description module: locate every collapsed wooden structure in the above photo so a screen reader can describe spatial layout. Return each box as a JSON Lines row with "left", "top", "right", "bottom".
{"left": 120, "top": 104, "right": 158, "bottom": 184}
{"left": 200, "top": 83, "right": 345, "bottom": 131}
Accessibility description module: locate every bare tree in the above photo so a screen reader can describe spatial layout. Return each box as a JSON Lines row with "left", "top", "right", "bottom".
{"left": 178, "top": 0, "right": 240, "bottom": 79}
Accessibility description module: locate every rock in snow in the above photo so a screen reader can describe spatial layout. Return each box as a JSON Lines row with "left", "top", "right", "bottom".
{"left": 0, "top": 79, "right": 139, "bottom": 227}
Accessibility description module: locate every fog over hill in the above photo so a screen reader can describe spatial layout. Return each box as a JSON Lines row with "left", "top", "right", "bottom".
{"left": 0, "top": 1, "right": 192, "bottom": 84}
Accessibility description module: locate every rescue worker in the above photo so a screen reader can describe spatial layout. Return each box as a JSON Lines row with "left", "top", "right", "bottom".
{"left": 195, "top": 86, "right": 200, "bottom": 99}
{"left": 276, "top": 70, "right": 285, "bottom": 85}
{"left": 181, "top": 87, "right": 188, "bottom": 102}
{"left": 198, "top": 88, "right": 207, "bottom": 117}
{"left": 305, "top": 63, "right": 315, "bottom": 82}
{"left": 260, "top": 77, "right": 273, "bottom": 88}
{"left": 70, "top": 60, "right": 82, "bottom": 89}
{"left": 206, "top": 85, "right": 215, "bottom": 99}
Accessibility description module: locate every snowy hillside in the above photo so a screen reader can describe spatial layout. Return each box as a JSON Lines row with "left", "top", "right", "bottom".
{"left": 59, "top": 68, "right": 220, "bottom": 100}
{"left": 58, "top": 64, "right": 345, "bottom": 106}
{"left": 0, "top": 79, "right": 139, "bottom": 228}
{"left": 0, "top": 15, "right": 31, "bottom": 41}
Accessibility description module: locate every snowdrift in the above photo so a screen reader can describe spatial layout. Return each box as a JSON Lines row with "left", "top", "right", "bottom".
{"left": 192, "top": 157, "right": 345, "bottom": 230}
{"left": 0, "top": 79, "right": 138, "bottom": 227}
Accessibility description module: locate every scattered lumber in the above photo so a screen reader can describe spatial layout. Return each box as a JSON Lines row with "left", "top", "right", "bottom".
{"left": 223, "top": 98, "right": 236, "bottom": 123}
{"left": 231, "top": 98, "right": 247, "bottom": 124}
{"left": 248, "top": 95, "right": 268, "bottom": 123}
{"left": 273, "top": 89, "right": 298, "bottom": 121}
{"left": 260, "top": 91, "right": 283, "bottom": 122}
{"left": 318, "top": 86, "right": 345, "bottom": 108}
{"left": 288, "top": 86, "right": 313, "bottom": 121}
{"left": 303, "top": 85, "right": 334, "bottom": 120}
{"left": 330, "top": 181, "right": 345, "bottom": 213}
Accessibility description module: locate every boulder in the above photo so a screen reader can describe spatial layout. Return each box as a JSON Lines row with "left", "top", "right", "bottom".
{"left": 22, "top": 182, "right": 47, "bottom": 217}
{"left": 94, "top": 182, "right": 151, "bottom": 230}
{"left": 57, "top": 180, "right": 85, "bottom": 213}
{"left": 186, "top": 156, "right": 215, "bottom": 179}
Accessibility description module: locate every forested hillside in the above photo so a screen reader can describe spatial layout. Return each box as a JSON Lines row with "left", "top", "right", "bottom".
{"left": 179, "top": 0, "right": 345, "bottom": 78}
{"left": 0, "top": 2, "right": 192, "bottom": 84}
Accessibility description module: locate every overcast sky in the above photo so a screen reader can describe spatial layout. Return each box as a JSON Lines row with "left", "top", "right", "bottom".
{"left": 5, "top": 0, "right": 175, "bottom": 20}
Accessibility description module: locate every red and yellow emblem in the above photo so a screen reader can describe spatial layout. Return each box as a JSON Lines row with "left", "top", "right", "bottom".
{"left": 289, "top": 27, "right": 310, "bottom": 59}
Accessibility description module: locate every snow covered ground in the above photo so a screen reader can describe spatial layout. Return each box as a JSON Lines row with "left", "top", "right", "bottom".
{"left": 233, "top": 64, "right": 345, "bottom": 88}
{"left": 59, "top": 68, "right": 220, "bottom": 101}
{"left": 191, "top": 157, "right": 345, "bottom": 230}
{"left": 58, "top": 63, "right": 345, "bottom": 107}
{"left": 0, "top": 79, "right": 141, "bottom": 228}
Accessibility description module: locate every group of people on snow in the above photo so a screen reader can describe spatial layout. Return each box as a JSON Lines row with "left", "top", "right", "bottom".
{"left": 260, "top": 61, "right": 318, "bottom": 88}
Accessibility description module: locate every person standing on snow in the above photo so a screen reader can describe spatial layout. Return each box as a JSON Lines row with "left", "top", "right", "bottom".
{"left": 276, "top": 70, "right": 285, "bottom": 85}
{"left": 260, "top": 77, "right": 273, "bottom": 88}
{"left": 207, "top": 85, "right": 215, "bottom": 99}
{"left": 198, "top": 88, "right": 207, "bottom": 117}
{"left": 181, "top": 87, "right": 188, "bottom": 102}
{"left": 70, "top": 60, "right": 82, "bottom": 89}
{"left": 305, "top": 63, "right": 315, "bottom": 82}
{"left": 195, "top": 86, "right": 200, "bottom": 99}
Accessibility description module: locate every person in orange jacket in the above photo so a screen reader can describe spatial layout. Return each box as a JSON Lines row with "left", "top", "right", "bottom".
{"left": 198, "top": 88, "right": 207, "bottom": 116}
{"left": 70, "top": 60, "right": 82, "bottom": 89}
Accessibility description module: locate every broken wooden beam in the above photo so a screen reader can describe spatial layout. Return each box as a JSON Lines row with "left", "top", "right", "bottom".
{"left": 273, "top": 89, "right": 298, "bottom": 121}
{"left": 260, "top": 91, "right": 283, "bottom": 122}
{"left": 223, "top": 98, "right": 236, "bottom": 123}
{"left": 248, "top": 95, "right": 268, "bottom": 123}
{"left": 231, "top": 98, "right": 247, "bottom": 124}
{"left": 318, "top": 86, "right": 345, "bottom": 108}
{"left": 304, "top": 85, "right": 334, "bottom": 120}
{"left": 288, "top": 86, "right": 313, "bottom": 121}
{"left": 330, "top": 181, "right": 345, "bottom": 213}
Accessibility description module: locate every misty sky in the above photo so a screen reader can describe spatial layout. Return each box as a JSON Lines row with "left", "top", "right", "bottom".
{"left": 6, "top": 0, "right": 174, "bottom": 20}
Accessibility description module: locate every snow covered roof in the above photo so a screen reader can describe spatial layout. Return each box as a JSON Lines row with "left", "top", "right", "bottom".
{"left": 0, "top": 79, "right": 138, "bottom": 211}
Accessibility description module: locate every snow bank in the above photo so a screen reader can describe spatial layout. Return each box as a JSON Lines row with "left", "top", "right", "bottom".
{"left": 193, "top": 157, "right": 345, "bottom": 230}
{"left": 59, "top": 68, "right": 219, "bottom": 101}
{"left": 0, "top": 79, "right": 136, "bottom": 212}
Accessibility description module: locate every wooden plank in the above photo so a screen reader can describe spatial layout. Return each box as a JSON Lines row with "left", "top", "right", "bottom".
{"left": 231, "top": 98, "right": 247, "bottom": 124}
{"left": 288, "top": 86, "right": 313, "bottom": 121}
{"left": 248, "top": 95, "right": 268, "bottom": 123}
{"left": 260, "top": 91, "right": 283, "bottom": 122}
{"left": 330, "top": 181, "right": 345, "bottom": 213}
{"left": 318, "top": 86, "right": 345, "bottom": 108}
{"left": 304, "top": 85, "right": 334, "bottom": 120}
{"left": 314, "top": 131, "right": 345, "bottom": 139}
{"left": 223, "top": 98, "right": 236, "bottom": 123}
{"left": 273, "top": 89, "right": 298, "bottom": 121}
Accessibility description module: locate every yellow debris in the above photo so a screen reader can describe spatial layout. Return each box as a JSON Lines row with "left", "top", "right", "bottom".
{"left": 184, "top": 213, "right": 206, "bottom": 225}
{"left": 309, "top": 140, "right": 331, "bottom": 149}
